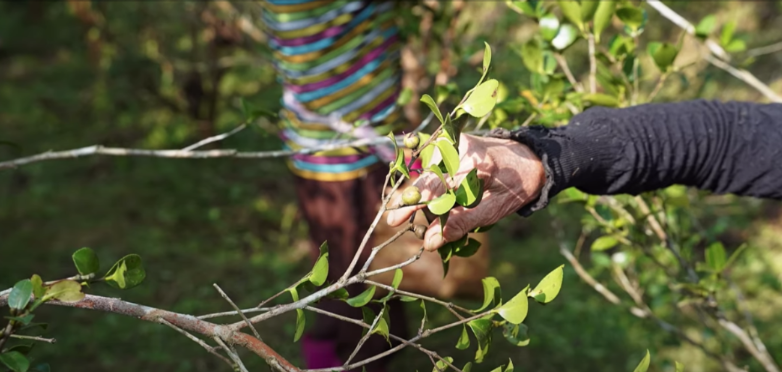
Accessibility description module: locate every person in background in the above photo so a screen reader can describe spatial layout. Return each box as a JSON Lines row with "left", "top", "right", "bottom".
{"left": 260, "top": 1, "right": 410, "bottom": 371}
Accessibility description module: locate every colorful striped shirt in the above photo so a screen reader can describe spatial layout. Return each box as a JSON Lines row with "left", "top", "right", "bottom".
{"left": 261, "top": 0, "right": 406, "bottom": 182}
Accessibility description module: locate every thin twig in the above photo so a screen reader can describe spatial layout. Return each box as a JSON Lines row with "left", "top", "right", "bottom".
{"left": 159, "top": 319, "right": 234, "bottom": 368}
{"left": 214, "top": 336, "right": 250, "bottom": 372}
{"left": 554, "top": 53, "right": 583, "bottom": 93}
{"left": 359, "top": 227, "right": 412, "bottom": 273}
{"left": 213, "top": 283, "right": 263, "bottom": 341}
{"left": 344, "top": 307, "right": 385, "bottom": 365}
{"left": 182, "top": 124, "right": 247, "bottom": 151}
{"left": 587, "top": 32, "right": 597, "bottom": 94}
{"left": 365, "top": 280, "right": 472, "bottom": 316}
{"left": 304, "top": 306, "right": 463, "bottom": 372}
{"left": 718, "top": 318, "right": 780, "bottom": 372}
{"left": 9, "top": 334, "right": 56, "bottom": 344}
{"left": 746, "top": 40, "right": 782, "bottom": 58}
{"left": 647, "top": 73, "right": 669, "bottom": 102}
{"left": 197, "top": 307, "right": 270, "bottom": 320}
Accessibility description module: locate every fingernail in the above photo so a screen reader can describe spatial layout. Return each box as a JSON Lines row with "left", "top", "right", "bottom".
{"left": 426, "top": 233, "right": 445, "bottom": 250}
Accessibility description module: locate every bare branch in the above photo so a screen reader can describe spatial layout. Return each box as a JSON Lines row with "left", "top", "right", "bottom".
{"left": 718, "top": 318, "right": 780, "bottom": 372}
{"left": 554, "top": 53, "right": 583, "bottom": 93}
{"left": 159, "top": 319, "right": 234, "bottom": 368}
{"left": 365, "top": 280, "right": 472, "bottom": 316}
{"left": 9, "top": 334, "right": 56, "bottom": 344}
{"left": 587, "top": 33, "right": 597, "bottom": 94}
{"left": 182, "top": 124, "right": 247, "bottom": 151}
{"left": 213, "top": 283, "right": 263, "bottom": 341}
{"left": 214, "top": 336, "right": 250, "bottom": 372}
{"left": 197, "top": 307, "right": 270, "bottom": 320}
{"left": 0, "top": 294, "right": 300, "bottom": 372}
{"left": 746, "top": 41, "right": 782, "bottom": 58}
{"left": 344, "top": 307, "right": 385, "bottom": 365}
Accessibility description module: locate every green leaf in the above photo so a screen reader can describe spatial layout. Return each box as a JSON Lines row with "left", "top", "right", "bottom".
{"left": 455, "top": 169, "right": 482, "bottom": 208}
{"left": 463, "top": 362, "right": 473, "bottom": 372}
{"left": 720, "top": 20, "right": 736, "bottom": 47}
{"left": 454, "top": 238, "right": 482, "bottom": 258}
{"left": 0, "top": 351, "right": 30, "bottom": 372}
{"left": 593, "top": 1, "right": 616, "bottom": 43}
{"left": 30, "top": 275, "right": 44, "bottom": 299}
{"left": 399, "top": 295, "right": 417, "bottom": 302}
{"left": 557, "top": 0, "right": 582, "bottom": 30}
{"left": 378, "top": 269, "right": 404, "bottom": 303}
{"left": 726, "top": 39, "right": 746, "bottom": 53}
{"left": 420, "top": 300, "right": 428, "bottom": 330}
{"left": 675, "top": 361, "right": 684, "bottom": 372}
{"left": 327, "top": 288, "right": 350, "bottom": 300}
{"left": 497, "top": 285, "right": 529, "bottom": 324}
{"left": 550, "top": 25, "right": 577, "bottom": 50}
{"left": 397, "top": 87, "right": 413, "bottom": 106}
{"left": 482, "top": 41, "right": 492, "bottom": 80}
{"left": 4, "top": 315, "right": 34, "bottom": 326}
{"left": 502, "top": 323, "right": 530, "bottom": 346}
{"left": 616, "top": 7, "right": 645, "bottom": 32}
{"left": 435, "top": 138, "right": 460, "bottom": 176}
{"left": 583, "top": 93, "right": 619, "bottom": 107}
{"left": 474, "top": 277, "right": 502, "bottom": 312}
{"left": 346, "top": 286, "right": 376, "bottom": 307}
{"left": 592, "top": 236, "right": 619, "bottom": 251}
{"left": 706, "top": 242, "right": 727, "bottom": 272}
{"left": 539, "top": 14, "right": 560, "bottom": 41}
{"left": 695, "top": 15, "right": 716, "bottom": 38}
{"left": 439, "top": 244, "right": 453, "bottom": 278}
{"left": 467, "top": 318, "right": 493, "bottom": 363}
{"left": 433, "top": 357, "right": 453, "bottom": 372}
{"left": 505, "top": 359, "right": 515, "bottom": 372}
{"left": 462, "top": 79, "right": 499, "bottom": 118}
{"left": 427, "top": 192, "right": 456, "bottom": 216}
{"left": 104, "top": 254, "right": 146, "bottom": 290}
{"left": 289, "top": 288, "right": 306, "bottom": 342}
{"left": 420, "top": 94, "right": 445, "bottom": 125}
{"left": 520, "top": 40, "right": 543, "bottom": 74}
{"left": 471, "top": 224, "right": 496, "bottom": 233}
{"left": 44, "top": 280, "right": 84, "bottom": 303}
{"left": 633, "top": 350, "right": 651, "bottom": 372}
{"left": 528, "top": 264, "right": 564, "bottom": 303}
{"left": 72, "top": 247, "right": 100, "bottom": 276}
{"left": 580, "top": 1, "right": 598, "bottom": 21}
{"left": 456, "top": 325, "right": 471, "bottom": 350}
{"left": 310, "top": 242, "right": 329, "bottom": 286}
{"left": 420, "top": 143, "right": 436, "bottom": 169}
{"left": 647, "top": 42, "right": 679, "bottom": 72}
{"left": 8, "top": 280, "right": 33, "bottom": 311}
{"left": 371, "top": 307, "right": 391, "bottom": 341}
{"left": 428, "top": 165, "right": 448, "bottom": 188}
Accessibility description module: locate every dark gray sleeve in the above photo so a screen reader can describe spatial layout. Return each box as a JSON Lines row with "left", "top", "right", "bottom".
{"left": 488, "top": 100, "right": 782, "bottom": 216}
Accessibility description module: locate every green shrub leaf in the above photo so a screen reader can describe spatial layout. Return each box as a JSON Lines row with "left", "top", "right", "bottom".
{"left": 706, "top": 242, "right": 727, "bottom": 272}
{"left": 456, "top": 325, "right": 471, "bottom": 350}
{"left": 309, "top": 242, "right": 329, "bottom": 286}
{"left": 30, "top": 275, "right": 44, "bottom": 299}
{"left": 462, "top": 79, "right": 499, "bottom": 118}
{"left": 72, "top": 247, "right": 100, "bottom": 276}
{"left": 435, "top": 138, "right": 460, "bottom": 177}
{"left": 104, "top": 254, "right": 146, "bottom": 289}
{"left": 528, "top": 264, "right": 564, "bottom": 303}
{"left": 8, "top": 280, "right": 33, "bottom": 311}
{"left": 633, "top": 350, "right": 651, "bottom": 372}
{"left": 0, "top": 351, "right": 30, "bottom": 372}
{"left": 420, "top": 94, "right": 444, "bottom": 125}
{"left": 44, "top": 280, "right": 84, "bottom": 303}
{"left": 695, "top": 15, "right": 716, "bottom": 38}
{"left": 346, "top": 286, "right": 376, "bottom": 307}
{"left": 539, "top": 14, "right": 560, "bottom": 41}
{"left": 497, "top": 285, "right": 529, "bottom": 324}
{"left": 647, "top": 42, "right": 679, "bottom": 72}
{"left": 474, "top": 277, "right": 502, "bottom": 312}
{"left": 591, "top": 236, "right": 619, "bottom": 251}
{"left": 455, "top": 169, "right": 482, "bottom": 208}
{"left": 520, "top": 40, "right": 543, "bottom": 74}
{"left": 427, "top": 192, "right": 456, "bottom": 216}
{"left": 502, "top": 323, "right": 530, "bottom": 346}
{"left": 593, "top": 1, "right": 616, "bottom": 42}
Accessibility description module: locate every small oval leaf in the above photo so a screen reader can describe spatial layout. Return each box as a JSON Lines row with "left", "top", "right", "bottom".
{"left": 539, "top": 14, "right": 560, "bottom": 41}
{"left": 633, "top": 350, "right": 651, "bottom": 372}
{"left": 593, "top": 1, "right": 617, "bottom": 43}
{"left": 45, "top": 280, "right": 84, "bottom": 303}
{"left": 346, "top": 286, "right": 376, "bottom": 307}
{"left": 591, "top": 236, "right": 619, "bottom": 251}
{"left": 497, "top": 286, "right": 529, "bottom": 324}
{"left": 462, "top": 79, "right": 499, "bottom": 118}
{"left": 551, "top": 24, "right": 579, "bottom": 51}
{"left": 8, "top": 280, "right": 33, "bottom": 311}
{"left": 0, "top": 351, "right": 30, "bottom": 372}
{"left": 528, "top": 265, "right": 564, "bottom": 303}
{"left": 427, "top": 192, "right": 456, "bottom": 216}
{"left": 420, "top": 94, "right": 444, "bottom": 125}
{"left": 456, "top": 325, "right": 471, "bottom": 350}
{"left": 435, "top": 138, "right": 460, "bottom": 177}
{"left": 72, "top": 247, "right": 100, "bottom": 276}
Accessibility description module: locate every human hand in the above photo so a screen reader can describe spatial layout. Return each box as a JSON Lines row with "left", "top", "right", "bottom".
{"left": 387, "top": 133, "right": 546, "bottom": 251}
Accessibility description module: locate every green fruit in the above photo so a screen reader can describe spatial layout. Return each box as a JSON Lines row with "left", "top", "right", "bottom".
{"left": 413, "top": 224, "right": 427, "bottom": 240}
{"left": 401, "top": 186, "right": 422, "bottom": 205}
{"left": 403, "top": 133, "right": 420, "bottom": 149}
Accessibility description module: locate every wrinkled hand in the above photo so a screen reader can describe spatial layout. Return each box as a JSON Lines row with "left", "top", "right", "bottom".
{"left": 387, "top": 133, "right": 546, "bottom": 251}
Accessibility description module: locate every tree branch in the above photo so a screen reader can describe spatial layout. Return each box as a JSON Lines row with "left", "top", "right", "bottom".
{"left": 213, "top": 283, "right": 263, "bottom": 341}
{"left": 159, "top": 318, "right": 234, "bottom": 368}
{"left": 0, "top": 294, "right": 300, "bottom": 372}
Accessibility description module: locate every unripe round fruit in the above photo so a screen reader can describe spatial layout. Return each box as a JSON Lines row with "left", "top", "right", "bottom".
{"left": 413, "top": 224, "right": 427, "bottom": 240}
{"left": 403, "top": 133, "right": 420, "bottom": 149}
{"left": 401, "top": 186, "right": 422, "bottom": 205}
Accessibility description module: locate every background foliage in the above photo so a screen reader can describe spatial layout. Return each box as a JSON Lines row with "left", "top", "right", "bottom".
{"left": 1, "top": 1, "right": 782, "bottom": 371}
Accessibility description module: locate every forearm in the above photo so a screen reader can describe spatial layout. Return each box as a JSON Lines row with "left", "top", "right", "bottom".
{"left": 496, "top": 100, "right": 782, "bottom": 216}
